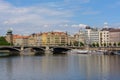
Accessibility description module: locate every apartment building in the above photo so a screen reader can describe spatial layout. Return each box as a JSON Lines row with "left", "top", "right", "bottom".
{"left": 13, "top": 35, "right": 29, "bottom": 46}
{"left": 28, "top": 33, "right": 42, "bottom": 46}
{"left": 99, "top": 28, "right": 115, "bottom": 47}
{"left": 109, "top": 29, "right": 120, "bottom": 46}
{"left": 85, "top": 26, "right": 99, "bottom": 45}
{"left": 74, "top": 30, "right": 85, "bottom": 43}
{"left": 41, "top": 32, "right": 68, "bottom": 46}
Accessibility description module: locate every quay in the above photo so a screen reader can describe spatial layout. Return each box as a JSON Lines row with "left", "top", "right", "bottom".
{"left": 89, "top": 47, "right": 120, "bottom": 51}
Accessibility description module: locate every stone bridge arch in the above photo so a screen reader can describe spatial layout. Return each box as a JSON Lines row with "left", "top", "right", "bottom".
{"left": 0, "top": 47, "right": 20, "bottom": 56}
{"left": 20, "top": 47, "right": 45, "bottom": 55}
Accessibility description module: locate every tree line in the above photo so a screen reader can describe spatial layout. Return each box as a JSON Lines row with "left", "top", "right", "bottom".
{"left": 0, "top": 36, "right": 10, "bottom": 46}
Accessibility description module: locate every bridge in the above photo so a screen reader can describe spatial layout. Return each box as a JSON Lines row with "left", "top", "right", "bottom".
{"left": 0, "top": 46, "right": 73, "bottom": 55}
{"left": 0, "top": 46, "right": 120, "bottom": 56}
{"left": 0, "top": 46, "right": 20, "bottom": 56}
{"left": 0, "top": 46, "right": 45, "bottom": 56}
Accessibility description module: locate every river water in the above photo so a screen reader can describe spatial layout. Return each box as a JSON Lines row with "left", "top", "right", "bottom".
{"left": 0, "top": 53, "right": 120, "bottom": 80}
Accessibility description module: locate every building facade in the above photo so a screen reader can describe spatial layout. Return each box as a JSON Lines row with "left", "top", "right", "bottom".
{"left": 13, "top": 35, "right": 29, "bottom": 46}
{"left": 109, "top": 29, "right": 120, "bottom": 46}
{"left": 28, "top": 33, "right": 42, "bottom": 46}
{"left": 41, "top": 32, "right": 68, "bottom": 46}
{"left": 5, "top": 29, "right": 13, "bottom": 45}
{"left": 99, "top": 28, "right": 114, "bottom": 47}
{"left": 85, "top": 26, "right": 99, "bottom": 46}
{"left": 74, "top": 30, "right": 85, "bottom": 43}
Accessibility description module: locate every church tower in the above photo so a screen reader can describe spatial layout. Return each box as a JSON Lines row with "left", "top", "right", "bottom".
{"left": 6, "top": 29, "right": 13, "bottom": 45}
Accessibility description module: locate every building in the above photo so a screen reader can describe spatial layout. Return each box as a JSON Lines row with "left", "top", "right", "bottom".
{"left": 109, "top": 29, "right": 120, "bottom": 46}
{"left": 85, "top": 26, "right": 99, "bottom": 46}
{"left": 67, "top": 35, "right": 75, "bottom": 46}
{"left": 41, "top": 32, "right": 68, "bottom": 46}
{"left": 5, "top": 29, "right": 13, "bottom": 45}
{"left": 73, "top": 29, "right": 85, "bottom": 46}
{"left": 99, "top": 28, "right": 114, "bottom": 47}
{"left": 28, "top": 33, "right": 42, "bottom": 46}
{"left": 13, "top": 35, "right": 29, "bottom": 46}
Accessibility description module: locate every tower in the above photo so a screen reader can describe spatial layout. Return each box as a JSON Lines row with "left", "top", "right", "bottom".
{"left": 6, "top": 29, "right": 13, "bottom": 45}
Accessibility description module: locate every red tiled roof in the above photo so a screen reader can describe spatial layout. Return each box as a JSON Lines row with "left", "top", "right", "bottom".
{"left": 42, "top": 32, "right": 66, "bottom": 35}
{"left": 13, "top": 35, "right": 29, "bottom": 39}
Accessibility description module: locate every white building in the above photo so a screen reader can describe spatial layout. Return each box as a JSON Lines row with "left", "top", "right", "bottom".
{"left": 99, "top": 28, "right": 113, "bottom": 47}
{"left": 74, "top": 30, "right": 85, "bottom": 44}
{"left": 85, "top": 26, "right": 99, "bottom": 46}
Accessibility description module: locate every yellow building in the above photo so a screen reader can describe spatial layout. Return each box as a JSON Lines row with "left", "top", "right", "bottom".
{"left": 41, "top": 33, "right": 47, "bottom": 46}
{"left": 41, "top": 32, "right": 68, "bottom": 46}
{"left": 28, "top": 33, "right": 42, "bottom": 46}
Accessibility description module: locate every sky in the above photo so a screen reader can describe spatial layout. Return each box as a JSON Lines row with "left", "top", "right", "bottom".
{"left": 0, "top": 0, "right": 120, "bottom": 35}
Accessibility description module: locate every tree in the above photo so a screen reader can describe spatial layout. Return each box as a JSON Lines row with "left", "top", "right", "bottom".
{"left": 96, "top": 42, "right": 99, "bottom": 47}
{"left": 118, "top": 42, "right": 120, "bottom": 47}
{"left": 80, "top": 42, "right": 84, "bottom": 47}
{"left": 101, "top": 44, "right": 103, "bottom": 47}
{"left": 109, "top": 43, "right": 112, "bottom": 47}
{"left": 103, "top": 43, "right": 106, "bottom": 47}
{"left": 92, "top": 43, "right": 96, "bottom": 47}
{"left": 0, "top": 36, "right": 10, "bottom": 46}
{"left": 113, "top": 42, "right": 116, "bottom": 47}
{"left": 73, "top": 41, "right": 84, "bottom": 47}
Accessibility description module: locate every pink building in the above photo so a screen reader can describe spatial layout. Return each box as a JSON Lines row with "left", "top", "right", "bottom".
{"left": 109, "top": 29, "right": 120, "bottom": 45}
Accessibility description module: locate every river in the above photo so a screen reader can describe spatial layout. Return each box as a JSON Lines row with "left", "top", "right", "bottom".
{"left": 0, "top": 53, "right": 120, "bottom": 80}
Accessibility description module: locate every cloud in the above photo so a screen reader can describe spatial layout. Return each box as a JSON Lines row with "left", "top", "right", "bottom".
{"left": 0, "top": 0, "right": 101, "bottom": 36}
{"left": 71, "top": 24, "right": 88, "bottom": 28}
{"left": 0, "top": 0, "right": 75, "bottom": 35}
{"left": 2, "top": 6, "right": 72, "bottom": 25}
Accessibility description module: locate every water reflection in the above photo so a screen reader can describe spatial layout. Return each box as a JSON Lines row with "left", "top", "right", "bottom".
{"left": 0, "top": 54, "right": 120, "bottom": 80}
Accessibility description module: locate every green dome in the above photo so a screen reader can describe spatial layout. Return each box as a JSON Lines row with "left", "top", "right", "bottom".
{"left": 7, "top": 29, "right": 12, "bottom": 33}
{"left": 7, "top": 29, "right": 13, "bottom": 34}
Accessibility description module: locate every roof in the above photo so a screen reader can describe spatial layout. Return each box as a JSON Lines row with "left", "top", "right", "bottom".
{"left": 13, "top": 35, "right": 29, "bottom": 39}
{"left": 42, "top": 32, "right": 67, "bottom": 35}
{"left": 101, "top": 28, "right": 114, "bottom": 31}
{"left": 109, "top": 29, "right": 120, "bottom": 32}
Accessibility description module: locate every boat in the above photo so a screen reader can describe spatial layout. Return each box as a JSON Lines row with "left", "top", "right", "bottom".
{"left": 114, "top": 50, "right": 120, "bottom": 55}
{"left": 70, "top": 49, "right": 89, "bottom": 54}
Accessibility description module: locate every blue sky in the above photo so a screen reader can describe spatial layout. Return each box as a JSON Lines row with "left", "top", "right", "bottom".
{"left": 0, "top": 0, "right": 120, "bottom": 35}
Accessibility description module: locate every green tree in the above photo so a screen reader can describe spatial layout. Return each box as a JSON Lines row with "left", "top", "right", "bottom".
{"left": 113, "top": 42, "right": 116, "bottom": 47}
{"left": 96, "top": 42, "right": 99, "bottom": 47}
{"left": 80, "top": 42, "right": 84, "bottom": 47}
{"left": 73, "top": 41, "right": 84, "bottom": 47}
{"left": 118, "top": 42, "right": 120, "bottom": 46}
{"left": 109, "top": 43, "right": 112, "bottom": 47}
{"left": 0, "top": 36, "right": 10, "bottom": 46}
{"left": 92, "top": 43, "right": 96, "bottom": 47}
{"left": 103, "top": 43, "right": 106, "bottom": 47}
{"left": 101, "top": 44, "right": 103, "bottom": 47}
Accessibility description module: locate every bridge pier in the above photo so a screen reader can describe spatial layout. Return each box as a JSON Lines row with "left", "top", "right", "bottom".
{"left": 45, "top": 46, "right": 50, "bottom": 50}
{"left": 21, "top": 46, "right": 24, "bottom": 51}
